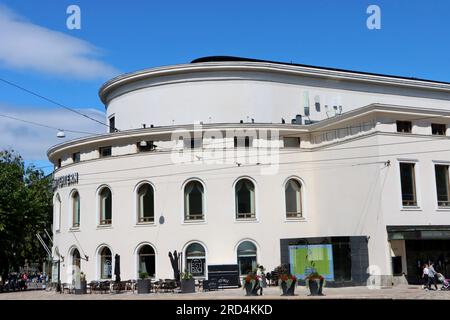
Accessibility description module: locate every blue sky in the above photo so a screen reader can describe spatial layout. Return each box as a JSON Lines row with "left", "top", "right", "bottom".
{"left": 0, "top": 0, "right": 449, "bottom": 174}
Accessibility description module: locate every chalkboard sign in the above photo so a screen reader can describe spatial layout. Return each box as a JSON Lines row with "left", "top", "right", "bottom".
{"left": 207, "top": 264, "right": 240, "bottom": 288}
{"left": 202, "top": 280, "right": 218, "bottom": 291}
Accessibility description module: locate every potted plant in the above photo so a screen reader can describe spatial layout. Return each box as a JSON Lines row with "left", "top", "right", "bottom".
{"left": 74, "top": 272, "right": 87, "bottom": 294}
{"left": 305, "top": 271, "right": 325, "bottom": 296}
{"left": 242, "top": 272, "right": 259, "bottom": 296}
{"left": 180, "top": 271, "right": 195, "bottom": 293}
{"left": 279, "top": 273, "right": 297, "bottom": 296}
{"left": 137, "top": 272, "right": 151, "bottom": 294}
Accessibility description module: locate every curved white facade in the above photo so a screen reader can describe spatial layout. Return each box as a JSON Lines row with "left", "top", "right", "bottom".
{"left": 49, "top": 57, "right": 450, "bottom": 286}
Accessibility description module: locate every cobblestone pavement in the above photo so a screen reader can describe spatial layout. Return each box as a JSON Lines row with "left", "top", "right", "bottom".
{"left": 0, "top": 285, "right": 449, "bottom": 300}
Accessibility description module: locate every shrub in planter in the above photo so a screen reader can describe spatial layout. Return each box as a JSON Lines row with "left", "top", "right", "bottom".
{"left": 137, "top": 272, "right": 151, "bottom": 294}
{"left": 242, "top": 273, "right": 260, "bottom": 296}
{"left": 180, "top": 271, "right": 195, "bottom": 293}
{"left": 75, "top": 272, "right": 87, "bottom": 294}
{"left": 305, "top": 272, "right": 325, "bottom": 296}
{"left": 278, "top": 274, "right": 297, "bottom": 296}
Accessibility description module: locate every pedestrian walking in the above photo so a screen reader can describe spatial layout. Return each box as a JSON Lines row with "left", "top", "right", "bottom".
{"left": 428, "top": 263, "right": 438, "bottom": 290}
{"left": 422, "top": 264, "right": 429, "bottom": 290}
{"left": 256, "top": 265, "right": 266, "bottom": 295}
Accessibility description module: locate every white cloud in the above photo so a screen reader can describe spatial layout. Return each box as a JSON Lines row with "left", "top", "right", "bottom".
{"left": 0, "top": 104, "right": 105, "bottom": 161}
{"left": 0, "top": 5, "right": 119, "bottom": 79}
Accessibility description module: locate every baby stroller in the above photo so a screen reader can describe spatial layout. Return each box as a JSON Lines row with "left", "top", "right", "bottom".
{"left": 437, "top": 273, "right": 450, "bottom": 291}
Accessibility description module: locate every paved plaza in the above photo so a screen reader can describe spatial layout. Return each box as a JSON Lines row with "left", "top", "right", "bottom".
{"left": 0, "top": 285, "right": 449, "bottom": 300}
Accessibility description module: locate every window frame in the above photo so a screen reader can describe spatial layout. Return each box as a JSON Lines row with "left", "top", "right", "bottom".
{"left": 433, "top": 161, "right": 450, "bottom": 209}
{"left": 136, "top": 243, "right": 156, "bottom": 279}
{"left": 184, "top": 241, "right": 207, "bottom": 278}
{"left": 99, "top": 146, "right": 112, "bottom": 158}
{"left": 108, "top": 115, "right": 116, "bottom": 133}
{"left": 183, "top": 179, "right": 206, "bottom": 223}
{"left": 396, "top": 120, "right": 412, "bottom": 134}
{"left": 71, "top": 190, "right": 80, "bottom": 228}
{"left": 98, "top": 186, "right": 112, "bottom": 226}
{"left": 98, "top": 246, "right": 113, "bottom": 280}
{"left": 284, "top": 178, "right": 303, "bottom": 219}
{"left": 398, "top": 160, "right": 421, "bottom": 210}
{"left": 236, "top": 240, "right": 258, "bottom": 276}
{"left": 72, "top": 152, "right": 81, "bottom": 163}
{"left": 431, "top": 123, "right": 447, "bottom": 136}
{"left": 54, "top": 193, "right": 62, "bottom": 233}
{"left": 233, "top": 177, "right": 257, "bottom": 222}
{"left": 135, "top": 182, "right": 155, "bottom": 224}
{"left": 283, "top": 137, "right": 301, "bottom": 148}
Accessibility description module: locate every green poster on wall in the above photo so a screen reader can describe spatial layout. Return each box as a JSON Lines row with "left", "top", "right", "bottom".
{"left": 289, "top": 244, "right": 334, "bottom": 281}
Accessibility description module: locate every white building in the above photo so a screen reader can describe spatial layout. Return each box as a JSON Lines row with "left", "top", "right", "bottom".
{"left": 48, "top": 56, "right": 450, "bottom": 287}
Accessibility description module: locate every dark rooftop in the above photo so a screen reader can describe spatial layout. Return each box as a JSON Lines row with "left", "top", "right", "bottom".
{"left": 191, "top": 56, "right": 450, "bottom": 86}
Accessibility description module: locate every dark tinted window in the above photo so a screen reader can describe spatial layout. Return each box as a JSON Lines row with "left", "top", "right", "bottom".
{"left": 396, "top": 121, "right": 412, "bottom": 133}
{"left": 432, "top": 123, "right": 446, "bottom": 136}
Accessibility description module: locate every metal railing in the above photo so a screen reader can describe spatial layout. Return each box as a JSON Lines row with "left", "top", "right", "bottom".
{"left": 236, "top": 212, "right": 256, "bottom": 219}
{"left": 138, "top": 216, "right": 154, "bottom": 223}
{"left": 185, "top": 214, "right": 204, "bottom": 221}
{"left": 286, "top": 212, "right": 302, "bottom": 218}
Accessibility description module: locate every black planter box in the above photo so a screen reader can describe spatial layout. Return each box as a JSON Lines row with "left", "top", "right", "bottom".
{"left": 244, "top": 282, "right": 259, "bottom": 296}
{"left": 74, "top": 281, "right": 87, "bottom": 294}
{"left": 181, "top": 279, "right": 195, "bottom": 293}
{"left": 307, "top": 279, "right": 324, "bottom": 296}
{"left": 137, "top": 279, "right": 150, "bottom": 294}
{"left": 280, "top": 280, "right": 296, "bottom": 296}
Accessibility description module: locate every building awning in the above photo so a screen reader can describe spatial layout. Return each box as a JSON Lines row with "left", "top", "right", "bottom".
{"left": 387, "top": 225, "right": 450, "bottom": 240}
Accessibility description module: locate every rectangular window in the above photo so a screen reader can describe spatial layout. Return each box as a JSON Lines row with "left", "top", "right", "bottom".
{"left": 137, "top": 141, "right": 156, "bottom": 152}
{"left": 109, "top": 116, "right": 115, "bottom": 133}
{"left": 432, "top": 123, "right": 446, "bottom": 136}
{"left": 400, "top": 163, "right": 417, "bottom": 207}
{"left": 57, "top": 158, "right": 62, "bottom": 169}
{"left": 99, "top": 146, "right": 112, "bottom": 158}
{"left": 184, "top": 138, "right": 202, "bottom": 149}
{"left": 283, "top": 137, "right": 301, "bottom": 148}
{"left": 435, "top": 164, "right": 450, "bottom": 207}
{"left": 72, "top": 152, "right": 80, "bottom": 163}
{"left": 396, "top": 121, "right": 412, "bottom": 133}
{"left": 234, "top": 136, "right": 252, "bottom": 148}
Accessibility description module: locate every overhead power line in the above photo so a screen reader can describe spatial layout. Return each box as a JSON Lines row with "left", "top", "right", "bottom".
{"left": 0, "top": 77, "right": 113, "bottom": 130}
{"left": 0, "top": 113, "right": 99, "bottom": 135}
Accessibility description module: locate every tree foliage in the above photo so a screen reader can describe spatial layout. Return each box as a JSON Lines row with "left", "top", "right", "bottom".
{"left": 0, "top": 149, "right": 53, "bottom": 278}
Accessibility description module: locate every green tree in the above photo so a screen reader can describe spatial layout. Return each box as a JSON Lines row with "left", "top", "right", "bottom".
{"left": 0, "top": 149, "right": 52, "bottom": 280}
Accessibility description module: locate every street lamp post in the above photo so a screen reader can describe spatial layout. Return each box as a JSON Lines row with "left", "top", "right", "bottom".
{"left": 56, "top": 259, "right": 61, "bottom": 293}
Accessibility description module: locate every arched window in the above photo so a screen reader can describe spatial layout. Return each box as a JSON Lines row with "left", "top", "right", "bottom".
{"left": 137, "top": 184, "right": 154, "bottom": 223}
{"left": 54, "top": 194, "right": 61, "bottom": 232}
{"left": 185, "top": 243, "right": 206, "bottom": 277}
{"left": 71, "top": 248, "right": 81, "bottom": 284}
{"left": 72, "top": 248, "right": 81, "bottom": 271}
{"left": 237, "top": 241, "right": 257, "bottom": 276}
{"left": 138, "top": 245, "right": 156, "bottom": 278}
{"left": 72, "top": 191, "right": 80, "bottom": 227}
{"left": 184, "top": 181, "right": 204, "bottom": 221}
{"left": 235, "top": 179, "right": 255, "bottom": 219}
{"left": 285, "top": 179, "right": 303, "bottom": 218}
{"left": 99, "top": 187, "right": 112, "bottom": 225}
{"left": 99, "top": 247, "right": 112, "bottom": 279}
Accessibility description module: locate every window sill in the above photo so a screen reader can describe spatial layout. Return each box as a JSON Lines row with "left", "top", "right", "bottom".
{"left": 69, "top": 227, "right": 81, "bottom": 232}
{"left": 182, "top": 220, "right": 207, "bottom": 225}
{"left": 285, "top": 217, "right": 306, "bottom": 222}
{"left": 135, "top": 222, "right": 156, "bottom": 227}
{"left": 436, "top": 207, "right": 450, "bottom": 212}
{"left": 97, "top": 225, "right": 113, "bottom": 230}
{"left": 401, "top": 206, "right": 422, "bottom": 211}
{"left": 234, "top": 218, "right": 258, "bottom": 223}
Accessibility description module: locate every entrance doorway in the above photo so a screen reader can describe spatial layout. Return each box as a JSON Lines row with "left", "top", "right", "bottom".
{"left": 405, "top": 240, "right": 450, "bottom": 284}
